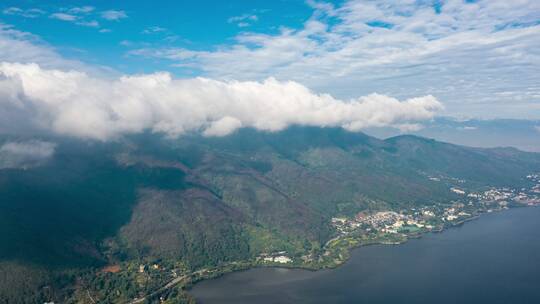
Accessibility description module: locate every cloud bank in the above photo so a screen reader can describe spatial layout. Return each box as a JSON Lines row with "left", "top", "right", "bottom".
{"left": 129, "top": 0, "right": 540, "bottom": 119}
{"left": 0, "top": 62, "right": 442, "bottom": 140}
{"left": 0, "top": 140, "right": 56, "bottom": 169}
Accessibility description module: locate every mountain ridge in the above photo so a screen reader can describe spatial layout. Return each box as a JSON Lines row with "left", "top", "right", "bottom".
{"left": 1, "top": 127, "right": 539, "bottom": 303}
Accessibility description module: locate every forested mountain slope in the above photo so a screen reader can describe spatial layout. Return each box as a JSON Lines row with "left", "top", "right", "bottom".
{"left": 1, "top": 127, "right": 539, "bottom": 303}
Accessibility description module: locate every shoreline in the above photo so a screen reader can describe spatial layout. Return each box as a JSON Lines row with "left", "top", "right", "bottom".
{"left": 129, "top": 205, "right": 536, "bottom": 303}
{"left": 184, "top": 207, "right": 514, "bottom": 291}
{"left": 186, "top": 211, "right": 472, "bottom": 280}
{"left": 188, "top": 205, "right": 540, "bottom": 304}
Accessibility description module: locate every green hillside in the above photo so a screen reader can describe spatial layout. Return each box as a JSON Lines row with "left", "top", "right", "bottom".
{"left": 1, "top": 127, "right": 539, "bottom": 303}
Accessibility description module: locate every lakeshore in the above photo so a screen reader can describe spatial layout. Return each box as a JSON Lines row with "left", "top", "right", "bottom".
{"left": 122, "top": 178, "right": 540, "bottom": 303}
{"left": 191, "top": 206, "right": 540, "bottom": 304}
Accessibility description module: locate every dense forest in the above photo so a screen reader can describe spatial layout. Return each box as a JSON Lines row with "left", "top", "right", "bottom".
{"left": 1, "top": 127, "right": 540, "bottom": 302}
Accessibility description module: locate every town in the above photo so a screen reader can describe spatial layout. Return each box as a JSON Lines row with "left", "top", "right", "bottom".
{"left": 330, "top": 174, "right": 540, "bottom": 242}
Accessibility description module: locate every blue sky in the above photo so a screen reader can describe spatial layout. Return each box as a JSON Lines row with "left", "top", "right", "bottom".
{"left": 0, "top": 0, "right": 539, "bottom": 140}
{"left": 1, "top": 0, "right": 317, "bottom": 74}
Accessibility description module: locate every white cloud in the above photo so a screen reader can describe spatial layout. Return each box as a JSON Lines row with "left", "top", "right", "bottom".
{"left": 49, "top": 7, "right": 112, "bottom": 28}
{"left": 3, "top": 7, "right": 23, "bottom": 15}
{"left": 228, "top": 14, "right": 258, "bottom": 23}
{"left": 228, "top": 14, "right": 258, "bottom": 27}
{"left": 101, "top": 10, "right": 127, "bottom": 21}
{"left": 535, "top": 126, "right": 540, "bottom": 133}
{"left": 130, "top": 0, "right": 540, "bottom": 119}
{"left": 203, "top": 116, "right": 243, "bottom": 137}
{"left": 0, "top": 140, "right": 56, "bottom": 169}
{"left": 77, "top": 20, "right": 100, "bottom": 28}
{"left": 67, "top": 6, "right": 95, "bottom": 14}
{"left": 0, "top": 23, "right": 113, "bottom": 75}
{"left": 50, "top": 12, "right": 78, "bottom": 21}
{"left": 3, "top": 7, "right": 46, "bottom": 18}
{"left": 142, "top": 26, "right": 167, "bottom": 34}
{"left": 0, "top": 62, "right": 443, "bottom": 140}
{"left": 0, "top": 24, "right": 81, "bottom": 70}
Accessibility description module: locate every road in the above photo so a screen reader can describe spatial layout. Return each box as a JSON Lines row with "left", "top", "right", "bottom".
{"left": 127, "top": 269, "right": 207, "bottom": 304}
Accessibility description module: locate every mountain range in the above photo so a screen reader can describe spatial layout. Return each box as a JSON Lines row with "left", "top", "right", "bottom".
{"left": 1, "top": 127, "right": 539, "bottom": 303}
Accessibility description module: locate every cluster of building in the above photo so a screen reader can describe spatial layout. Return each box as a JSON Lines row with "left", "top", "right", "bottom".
{"left": 428, "top": 175, "right": 466, "bottom": 184}
{"left": 527, "top": 174, "right": 540, "bottom": 195}
{"left": 317, "top": 173, "right": 540, "bottom": 269}
{"left": 332, "top": 210, "right": 431, "bottom": 236}
{"left": 330, "top": 173, "right": 540, "bottom": 239}
{"left": 468, "top": 187, "right": 539, "bottom": 207}
{"left": 472, "top": 188, "right": 515, "bottom": 201}
{"left": 440, "top": 173, "right": 540, "bottom": 209}
{"left": 331, "top": 217, "right": 360, "bottom": 234}
{"left": 451, "top": 187, "right": 466, "bottom": 195}
{"left": 356, "top": 211, "right": 426, "bottom": 233}
{"left": 138, "top": 263, "right": 161, "bottom": 273}
{"left": 257, "top": 251, "right": 293, "bottom": 264}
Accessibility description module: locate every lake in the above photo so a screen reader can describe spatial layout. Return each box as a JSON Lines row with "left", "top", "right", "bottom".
{"left": 191, "top": 207, "right": 540, "bottom": 304}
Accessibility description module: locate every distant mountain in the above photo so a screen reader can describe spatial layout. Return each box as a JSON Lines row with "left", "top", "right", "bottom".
{"left": 364, "top": 117, "right": 540, "bottom": 152}
{"left": 1, "top": 127, "right": 539, "bottom": 303}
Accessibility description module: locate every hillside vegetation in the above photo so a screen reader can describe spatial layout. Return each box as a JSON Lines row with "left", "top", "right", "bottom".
{"left": 1, "top": 127, "right": 539, "bottom": 303}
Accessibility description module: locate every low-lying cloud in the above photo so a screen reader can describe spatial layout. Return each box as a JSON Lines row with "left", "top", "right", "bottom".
{"left": 0, "top": 140, "right": 56, "bottom": 169}
{"left": 0, "top": 62, "right": 443, "bottom": 140}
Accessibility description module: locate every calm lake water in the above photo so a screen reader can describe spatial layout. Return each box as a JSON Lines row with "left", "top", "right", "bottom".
{"left": 191, "top": 207, "right": 540, "bottom": 304}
